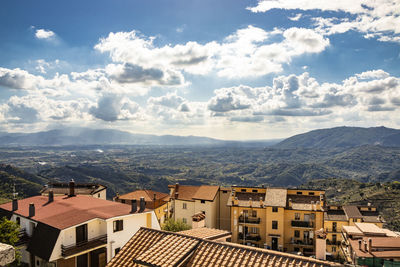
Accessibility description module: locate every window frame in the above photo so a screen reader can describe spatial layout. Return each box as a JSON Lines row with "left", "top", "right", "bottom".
{"left": 272, "top": 220, "right": 278, "bottom": 230}
{"left": 113, "top": 220, "right": 124, "bottom": 232}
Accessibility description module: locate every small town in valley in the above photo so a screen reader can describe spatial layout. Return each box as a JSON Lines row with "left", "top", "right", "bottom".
{"left": 1, "top": 180, "right": 399, "bottom": 266}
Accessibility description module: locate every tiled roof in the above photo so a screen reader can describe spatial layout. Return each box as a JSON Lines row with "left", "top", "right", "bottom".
{"left": 355, "top": 222, "right": 386, "bottom": 235}
{"left": 343, "top": 226, "right": 363, "bottom": 235}
{"left": 192, "top": 212, "right": 206, "bottom": 222}
{"left": 324, "top": 210, "right": 347, "bottom": 222}
{"left": 107, "top": 228, "right": 167, "bottom": 267}
{"left": 178, "top": 227, "right": 230, "bottom": 240}
{"left": 192, "top": 186, "right": 219, "bottom": 201}
{"left": 264, "top": 188, "right": 287, "bottom": 207}
{"left": 174, "top": 185, "right": 201, "bottom": 201}
{"left": 227, "top": 192, "right": 265, "bottom": 208}
{"left": 348, "top": 237, "right": 400, "bottom": 259}
{"left": 118, "top": 189, "right": 169, "bottom": 202}
{"left": 107, "top": 227, "right": 341, "bottom": 267}
{"left": 0, "top": 195, "right": 149, "bottom": 230}
{"left": 343, "top": 205, "right": 363, "bottom": 219}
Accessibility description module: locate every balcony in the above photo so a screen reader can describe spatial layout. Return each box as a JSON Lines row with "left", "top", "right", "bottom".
{"left": 238, "top": 216, "right": 261, "bottom": 224}
{"left": 291, "top": 220, "right": 314, "bottom": 228}
{"left": 61, "top": 235, "right": 107, "bottom": 257}
{"left": 238, "top": 233, "right": 261, "bottom": 241}
{"left": 326, "top": 240, "right": 342, "bottom": 246}
{"left": 290, "top": 239, "right": 314, "bottom": 246}
{"left": 325, "top": 228, "right": 338, "bottom": 233}
{"left": 15, "top": 228, "right": 30, "bottom": 246}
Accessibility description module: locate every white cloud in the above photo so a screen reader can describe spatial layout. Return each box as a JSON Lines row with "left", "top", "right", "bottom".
{"left": 35, "top": 29, "right": 55, "bottom": 39}
{"left": 95, "top": 26, "right": 329, "bottom": 78}
{"left": 248, "top": 0, "right": 400, "bottom": 43}
{"left": 288, "top": 14, "right": 302, "bottom": 21}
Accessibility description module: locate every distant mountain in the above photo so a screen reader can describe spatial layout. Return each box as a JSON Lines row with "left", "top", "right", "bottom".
{"left": 0, "top": 128, "right": 222, "bottom": 146}
{"left": 276, "top": 126, "right": 400, "bottom": 149}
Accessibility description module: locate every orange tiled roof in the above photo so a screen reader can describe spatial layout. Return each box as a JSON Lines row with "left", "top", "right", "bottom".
{"left": 192, "top": 186, "right": 219, "bottom": 201}
{"left": 106, "top": 227, "right": 341, "bottom": 267}
{"left": 118, "top": 189, "right": 169, "bottom": 202}
{"left": 0, "top": 195, "right": 149, "bottom": 230}
{"left": 173, "top": 185, "right": 219, "bottom": 202}
{"left": 178, "top": 227, "right": 230, "bottom": 240}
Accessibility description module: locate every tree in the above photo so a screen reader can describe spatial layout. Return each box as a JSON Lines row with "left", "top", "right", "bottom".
{"left": 161, "top": 218, "right": 191, "bottom": 232}
{"left": 0, "top": 217, "right": 19, "bottom": 246}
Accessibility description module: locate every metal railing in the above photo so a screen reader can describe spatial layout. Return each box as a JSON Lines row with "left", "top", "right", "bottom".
{"left": 238, "top": 216, "right": 261, "bottom": 224}
{"left": 15, "top": 228, "right": 30, "bottom": 246}
{"left": 61, "top": 234, "right": 107, "bottom": 257}
{"left": 290, "top": 239, "right": 314, "bottom": 246}
{"left": 238, "top": 233, "right": 261, "bottom": 241}
{"left": 291, "top": 220, "right": 314, "bottom": 228}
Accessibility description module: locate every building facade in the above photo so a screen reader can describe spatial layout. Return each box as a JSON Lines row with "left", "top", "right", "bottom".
{"left": 0, "top": 185, "right": 160, "bottom": 267}
{"left": 228, "top": 186, "right": 325, "bottom": 256}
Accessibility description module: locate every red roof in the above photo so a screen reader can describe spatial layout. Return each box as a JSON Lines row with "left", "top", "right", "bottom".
{"left": 119, "top": 190, "right": 169, "bottom": 202}
{"left": 0, "top": 195, "right": 148, "bottom": 230}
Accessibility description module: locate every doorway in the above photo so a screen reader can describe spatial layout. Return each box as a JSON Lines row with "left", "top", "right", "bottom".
{"left": 76, "top": 224, "right": 88, "bottom": 244}
{"left": 271, "top": 237, "right": 278, "bottom": 250}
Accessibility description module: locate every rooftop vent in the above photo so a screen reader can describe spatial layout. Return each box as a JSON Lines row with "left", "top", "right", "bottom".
{"left": 68, "top": 179, "right": 75, "bottom": 197}
{"left": 12, "top": 199, "right": 18, "bottom": 211}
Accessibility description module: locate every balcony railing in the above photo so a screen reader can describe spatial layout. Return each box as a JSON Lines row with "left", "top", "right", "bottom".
{"left": 15, "top": 228, "right": 30, "bottom": 246}
{"left": 325, "top": 228, "right": 339, "bottom": 233}
{"left": 61, "top": 234, "right": 107, "bottom": 257}
{"left": 238, "top": 233, "right": 261, "bottom": 241}
{"left": 291, "top": 220, "right": 314, "bottom": 228}
{"left": 326, "top": 240, "right": 341, "bottom": 246}
{"left": 290, "top": 239, "right": 314, "bottom": 246}
{"left": 238, "top": 216, "right": 261, "bottom": 224}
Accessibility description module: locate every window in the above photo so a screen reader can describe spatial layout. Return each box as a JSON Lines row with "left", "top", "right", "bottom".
{"left": 16, "top": 217, "right": 20, "bottom": 225}
{"left": 115, "top": 247, "right": 121, "bottom": 255}
{"left": 121, "top": 199, "right": 126, "bottom": 204}
{"left": 332, "top": 234, "right": 337, "bottom": 243}
{"left": 272, "top": 221, "right": 278, "bottom": 229}
{"left": 222, "top": 190, "right": 228, "bottom": 193}
{"left": 251, "top": 210, "right": 257, "bottom": 217}
{"left": 200, "top": 200, "right": 205, "bottom": 204}
{"left": 183, "top": 203, "right": 187, "bottom": 209}
{"left": 76, "top": 224, "right": 88, "bottom": 243}
{"left": 241, "top": 189, "right": 246, "bottom": 192}
{"left": 296, "top": 192, "right": 303, "bottom": 195}
{"left": 294, "top": 230, "right": 300, "bottom": 238}
{"left": 252, "top": 189, "right": 258, "bottom": 193}
{"left": 113, "top": 220, "right": 123, "bottom": 232}
{"left": 332, "top": 246, "right": 336, "bottom": 252}
{"left": 272, "top": 207, "right": 278, "bottom": 212}
{"left": 309, "top": 192, "right": 315, "bottom": 196}
{"left": 332, "top": 222, "right": 337, "bottom": 232}
{"left": 182, "top": 218, "right": 187, "bottom": 224}
{"left": 98, "top": 193, "right": 101, "bottom": 198}
{"left": 251, "top": 227, "right": 259, "bottom": 234}
{"left": 295, "top": 213, "right": 300, "bottom": 220}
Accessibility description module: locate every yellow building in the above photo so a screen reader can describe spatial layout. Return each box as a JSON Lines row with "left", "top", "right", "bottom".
{"left": 228, "top": 186, "right": 325, "bottom": 256}
{"left": 324, "top": 204, "right": 385, "bottom": 259}
{"left": 168, "top": 184, "right": 231, "bottom": 230}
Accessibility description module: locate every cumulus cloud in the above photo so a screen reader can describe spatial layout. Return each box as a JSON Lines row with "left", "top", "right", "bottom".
{"left": 35, "top": 29, "right": 55, "bottom": 39}
{"left": 248, "top": 0, "right": 400, "bottom": 43}
{"left": 206, "top": 70, "right": 400, "bottom": 124}
{"left": 0, "top": 67, "right": 42, "bottom": 90}
{"left": 95, "top": 26, "right": 329, "bottom": 78}
{"left": 89, "top": 93, "right": 141, "bottom": 122}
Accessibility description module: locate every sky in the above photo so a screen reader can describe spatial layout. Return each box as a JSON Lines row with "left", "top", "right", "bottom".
{"left": 0, "top": 0, "right": 399, "bottom": 140}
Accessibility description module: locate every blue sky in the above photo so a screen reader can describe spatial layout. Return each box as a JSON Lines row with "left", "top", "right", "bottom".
{"left": 0, "top": 0, "right": 399, "bottom": 139}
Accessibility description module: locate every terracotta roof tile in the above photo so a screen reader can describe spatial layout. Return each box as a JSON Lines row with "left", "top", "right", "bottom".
{"left": 178, "top": 227, "right": 231, "bottom": 240}
{"left": 0, "top": 195, "right": 147, "bottom": 230}
{"left": 108, "top": 227, "right": 340, "bottom": 267}
{"left": 343, "top": 205, "right": 363, "bottom": 219}
{"left": 192, "top": 185, "right": 219, "bottom": 201}
{"left": 118, "top": 190, "right": 169, "bottom": 202}
{"left": 265, "top": 189, "right": 287, "bottom": 207}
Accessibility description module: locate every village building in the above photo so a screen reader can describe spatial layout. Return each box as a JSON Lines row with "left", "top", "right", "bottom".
{"left": 341, "top": 222, "right": 400, "bottom": 266}
{"left": 41, "top": 181, "right": 107, "bottom": 200}
{"left": 0, "top": 181, "right": 160, "bottom": 267}
{"left": 114, "top": 189, "right": 170, "bottom": 225}
{"left": 168, "top": 184, "right": 231, "bottom": 230}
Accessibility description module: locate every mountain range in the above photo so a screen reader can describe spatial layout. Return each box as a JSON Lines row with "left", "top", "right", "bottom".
{"left": 0, "top": 126, "right": 399, "bottom": 147}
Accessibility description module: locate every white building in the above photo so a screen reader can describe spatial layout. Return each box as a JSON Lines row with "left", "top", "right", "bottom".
{"left": 0, "top": 182, "right": 160, "bottom": 267}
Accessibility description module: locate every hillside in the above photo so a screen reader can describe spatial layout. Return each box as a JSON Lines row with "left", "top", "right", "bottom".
{"left": 276, "top": 126, "right": 400, "bottom": 149}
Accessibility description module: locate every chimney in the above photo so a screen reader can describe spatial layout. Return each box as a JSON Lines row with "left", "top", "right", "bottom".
{"left": 249, "top": 197, "right": 252, "bottom": 208}
{"left": 358, "top": 240, "right": 362, "bottom": 250}
{"left": 48, "top": 190, "right": 54, "bottom": 203}
{"left": 153, "top": 193, "right": 157, "bottom": 209}
{"left": 29, "top": 203, "right": 35, "bottom": 217}
{"left": 12, "top": 199, "right": 18, "bottom": 211}
{"left": 68, "top": 179, "right": 75, "bottom": 197}
{"left": 368, "top": 238, "right": 372, "bottom": 252}
{"left": 139, "top": 197, "right": 145, "bottom": 212}
{"left": 130, "top": 199, "right": 137, "bottom": 213}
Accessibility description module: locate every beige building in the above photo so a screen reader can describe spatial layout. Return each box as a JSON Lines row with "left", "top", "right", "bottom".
{"left": 41, "top": 180, "right": 107, "bottom": 199}
{"left": 168, "top": 184, "right": 231, "bottom": 230}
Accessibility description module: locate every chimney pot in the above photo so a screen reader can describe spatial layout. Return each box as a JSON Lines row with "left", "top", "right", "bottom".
{"left": 29, "top": 203, "right": 35, "bottom": 217}
{"left": 139, "top": 197, "right": 145, "bottom": 212}
{"left": 130, "top": 199, "right": 137, "bottom": 213}
{"left": 12, "top": 199, "right": 18, "bottom": 211}
{"left": 69, "top": 179, "right": 75, "bottom": 197}
{"left": 48, "top": 190, "right": 54, "bottom": 203}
